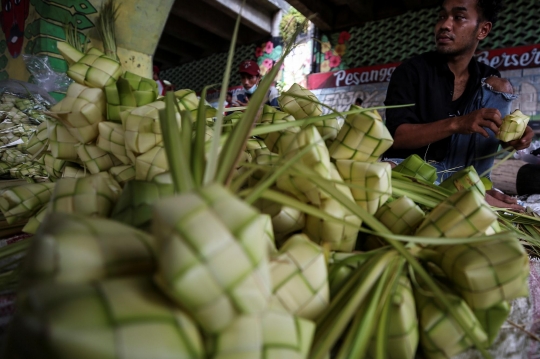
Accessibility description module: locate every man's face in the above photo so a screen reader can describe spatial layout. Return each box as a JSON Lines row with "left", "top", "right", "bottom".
{"left": 435, "top": 0, "right": 486, "bottom": 57}
{"left": 240, "top": 73, "right": 259, "bottom": 90}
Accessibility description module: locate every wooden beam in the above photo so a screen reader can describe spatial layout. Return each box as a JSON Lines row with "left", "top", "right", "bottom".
{"left": 200, "top": 0, "right": 273, "bottom": 34}
{"left": 285, "top": 0, "right": 334, "bottom": 31}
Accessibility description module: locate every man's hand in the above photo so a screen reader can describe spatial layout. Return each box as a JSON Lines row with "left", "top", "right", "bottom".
{"left": 502, "top": 125, "right": 534, "bottom": 151}
{"left": 233, "top": 97, "right": 249, "bottom": 107}
{"left": 485, "top": 189, "right": 524, "bottom": 212}
{"left": 452, "top": 108, "right": 502, "bottom": 138}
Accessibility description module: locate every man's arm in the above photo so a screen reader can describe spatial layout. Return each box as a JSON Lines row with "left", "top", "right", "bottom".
{"left": 392, "top": 108, "right": 503, "bottom": 149}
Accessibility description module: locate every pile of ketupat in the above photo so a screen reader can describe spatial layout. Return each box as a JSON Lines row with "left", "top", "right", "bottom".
{"left": 0, "top": 12, "right": 538, "bottom": 359}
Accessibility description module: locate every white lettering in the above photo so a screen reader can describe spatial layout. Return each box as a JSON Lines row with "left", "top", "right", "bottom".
{"left": 519, "top": 52, "right": 533, "bottom": 67}
{"left": 379, "top": 68, "right": 388, "bottom": 82}
{"left": 334, "top": 70, "right": 346, "bottom": 87}
{"left": 510, "top": 54, "right": 519, "bottom": 66}
{"left": 386, "top": 67, "right": 395, "bottom": 81}
{"left": 502, "top": 53, "right": 511, "bottom": 67}
{"left": 345, "top": 73, "right": 354, "bottom": 86}
{"left": 490, "top": 56, "right": 501, "bottom": 68}
{"left": 353, "top": 72, "right": 361, "bottom": 84}
{"left": 360, "top": 72, "right": 370, "bottom": 83}
{"left": 369, "top": 70, "right": 378, "bottom": 82}
{"left": 534, "top": 49, "right": 540, "bottom": 65}
{"left": 476, "top": 51, "right": 490, "bottom": 65}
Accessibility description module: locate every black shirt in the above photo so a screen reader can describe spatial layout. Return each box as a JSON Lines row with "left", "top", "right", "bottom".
{"left": 383, "top": 51, "right": 500, "bottom": 162}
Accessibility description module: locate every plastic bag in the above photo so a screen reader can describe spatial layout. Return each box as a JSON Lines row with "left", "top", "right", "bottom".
{"left": 514, "top": 140, "right": 540, "bottom": 164}
{"left": 22, "top": 54, "right": 72, "bottom": 93}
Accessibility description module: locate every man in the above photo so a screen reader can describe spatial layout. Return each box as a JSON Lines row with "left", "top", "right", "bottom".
{"left": 383, "top": 0, "right": 533, "bottom": 210}
{"left": 234, "top": 60, "right": 279, "bottom": 107}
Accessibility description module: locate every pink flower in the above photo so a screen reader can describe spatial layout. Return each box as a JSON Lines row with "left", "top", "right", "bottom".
{"left": 262, "top": 58, "right": 274, "bottom": 69}
{"left": 255, "top": 47, "right": 264, "bottom": 58}
{"left": 265, "top": 41, "right": 274, "bottom": 54}
{"left": 329, "top": 55, "right": 341, "bottom": 68}
{"left": 338, "top": 31, "right": 351, "bottom": 44}
{"left": 324, "top": 51, "right": 331, "bottom": 60}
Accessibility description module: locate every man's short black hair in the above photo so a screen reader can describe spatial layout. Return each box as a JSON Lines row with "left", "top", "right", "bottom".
{"left": 440, "top": 0, "right": 505, "bottom": 24}
{"left": 476, "top": 0, "right": 505, "bottom": 24}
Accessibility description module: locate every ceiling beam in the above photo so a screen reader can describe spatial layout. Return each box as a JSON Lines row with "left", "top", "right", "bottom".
{"left": 163, "top": 16, "right": 229, "bottom": 53}
{"left": 170, "top": 0, "right": 262, "bottom": 44}
{"left": 285, "top": 0, "right": 334, "bottom": 31}
{"left": 200, "top": 0, "right": 273, "bottom": 34}
{"left": 342, "top": 0, "right": 374, "bottom": 20}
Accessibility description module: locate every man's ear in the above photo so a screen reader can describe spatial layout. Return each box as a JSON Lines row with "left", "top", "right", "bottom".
{"left": 477, "top": 21, "right": 492, "bottom": 41}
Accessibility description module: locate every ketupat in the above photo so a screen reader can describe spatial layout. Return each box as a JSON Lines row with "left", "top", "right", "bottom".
{"left": 23, "top": 212, "right": 157, "bottom": 284}
{"left": 63, "top": 44, "right": 123, "bottom": 89}
{"left": 428, "top": 237, "right": 529, "bottom": 310}
{"left": 269, "top": 234, "right": 329, "bottom": 320}
{"left": 48, "top": 172, "right": 122, "bottom": 218}
{"left": 0, "top": 182, "right": 55, "bottom": 224}
{"left": 6, "top": 277, "right": 206, "bottom": 359}
{"left": 50, "top": 83, "right": 106, "bottom": 143}
{"left": 438, "top": 165, "right": 486, "bottom": 196}
{"left": 105, "top": 73, "right": 158, "bottom": 121}
{"left": 393, "top": 154, "right": 438, "bottom": 183}
{"left": 335, "top": 160, "right": 392, "bottom": 215}
{"left": 497, "top": 109, "right": 530, "bottom": 142}
{"left": 329, "top": 108, "right": 394, "bottom": 162}
{"left": 152, "top": 183, "right": 273, "bottom": 334}
{"left": 96, "top": 121, "right": 132, "bottom": 165}
{"left": 47, "top": 119, "right": 79, "bottom": 161}
{"left": 414, "top": 280, "right": 489, "bottom": 359}
{"left": 375, "top": 196, "right": 425, "bottom": 235}
{"left": 303, "top": 163, "right": 362, "bottom": 252}
{"left": 76, "top": 143, "right": 116, "bottom": 174}
{"left": 415, "top": 189, "right": 497, "bottom": 238}
{"left": 121, "top": 101, "right": 170, "bottom": 154}
{"left": 212, "top": 305, "right": 315, "bottom": 359}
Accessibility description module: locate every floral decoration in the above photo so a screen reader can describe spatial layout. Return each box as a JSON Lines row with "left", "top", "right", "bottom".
{"left": 338, "top": 31, "right": 351, "bottom": 44}
{"left": 255, "top": 39, "right": 283, "bottom": 76}
{"left": 320, "top": 60, "right": 330, "bottom": 73}
{"left": 329, "top": 55, "right": 341, "bottom": 68}
{"left": 335, "top": 44, "right": 346, "bottom": 57}
{"left": 265, "top": 41, "right": 274, "bottom": 54}
{"left": 316, "top": 31, "right": 352, "bottom": 73}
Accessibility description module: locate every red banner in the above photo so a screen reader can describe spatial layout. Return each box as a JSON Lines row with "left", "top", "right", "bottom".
{"left": 307, "top": 62, "right": 400, "bottom": 90}
{"left": 476, "top": 43, "right": 540, "bottom": 71}
{"left": 307, "top": 44, "right": 540, "bottom": 90}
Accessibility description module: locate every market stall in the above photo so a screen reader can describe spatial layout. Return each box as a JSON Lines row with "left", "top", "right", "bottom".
{"left": 0, "top": 1, "right": 539, "bottom": 359}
